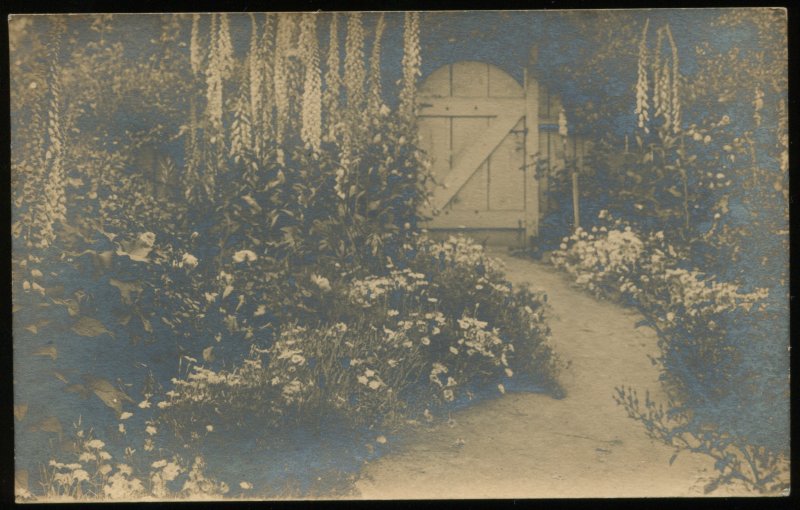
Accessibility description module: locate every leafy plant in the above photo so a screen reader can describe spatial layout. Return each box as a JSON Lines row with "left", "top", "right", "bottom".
{"left": 156, "top": 235, "right": 561, "bottom": 441}
{"left": 614, "top": 387, "right": 789, "bottom": 494}
{"left": 32, "top": 420, "right": 229, "bottom": 502}
{"left": 552, "top": 217, "right": 787, "bottom": 494}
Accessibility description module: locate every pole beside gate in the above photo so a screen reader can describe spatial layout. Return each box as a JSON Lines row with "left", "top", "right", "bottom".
{"left": 523, "top": 68, "right": 540, "bottom": 244}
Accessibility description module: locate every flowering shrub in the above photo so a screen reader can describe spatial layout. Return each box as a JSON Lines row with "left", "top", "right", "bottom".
{"left": 31, "top": 422, "right": 229, "bottom": 502}
{"left": 551, "top": 211, "right": 768, "bottom": 399}
{"left": 550, "top": 215, "right": 661, "bottom": 302}
{"left": 551, "top": 211, "right": 767, "bottom": 304}
{"left": 552, "top": 212, "right": 787, "bottom": 493}
{"left": 615, "top": 386, "right": 789, "bottom": 494}
{"left": 155, "top": 235, "right": 560, "bottom": 440}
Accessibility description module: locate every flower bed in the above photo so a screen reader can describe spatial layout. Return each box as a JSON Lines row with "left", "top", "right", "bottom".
{"left": 158, "top": 235, "right": 560, "bottom": 439}
{"left": 551, "top": 211, "right": 768, "bottom": 399}
{"left": 550, "top": 211, "right": 787, "bottom": 493}
{"left": 29, "top": 235, "right": 560, "bottom": 500}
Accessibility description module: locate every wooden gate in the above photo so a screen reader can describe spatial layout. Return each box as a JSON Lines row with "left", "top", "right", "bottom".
{"left": 416, "top": 61, "right": 585, "bottom": 246}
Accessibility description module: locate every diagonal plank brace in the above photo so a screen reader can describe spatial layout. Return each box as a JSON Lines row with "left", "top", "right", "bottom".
{"left": 432, "top": 113, "right": 524, "bottom": 210}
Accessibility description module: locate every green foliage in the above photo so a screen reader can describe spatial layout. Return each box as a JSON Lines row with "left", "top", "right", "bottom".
{"left": 156, "top": 235, "right": 560, "bottom": 440}
{"left": 541, "top": 13, "right": 787, "bottom": 494}
{"left": 614, "top": 387, "right": 789, "bottom": 494}
{"left": 31, "top": 422, "right": 229, "bottom": 501}
{"left": 11, "top": 14, "right": 560, "bottom": 500}
{"left": 551, "top": 216, "right": 787, "bottom": 494}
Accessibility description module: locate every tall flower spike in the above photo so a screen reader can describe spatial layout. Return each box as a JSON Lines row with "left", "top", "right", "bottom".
{"left": 652, "top": 26, "right": 664, "bottom": 120}
{"left": 39, "top": 17, "right": 68, "bottom": 248}
{"left": 190, "top": 14, "right": 203, "bottom": 76}
{"left": 635, "top": 18, "right": 650, "bottom": 133}
{"left": 342, "top": 13, "right": 366, "bottom": 158}
{"left": 300, "top": 13, "right": 322, "bottom": 151}
{"left": 206, "top": 14, "right": 223, "bottom": 131}
{"left": 664, "top": 24, "right": 681, "bottom": 133}
{"left": 258, "top": 14, "right": 275, "bottom": 152}
{"left": 183, "top": 98, "right": 202, "bottom": 201}
{"left": 344, "top": 13, "right": 366, "bottom": 116}
{"left": 657, "top": 61, "right": 671, "bottom": 129}
{"left": 230, "top": 76, "right": 253, "bottom": 162}
{"left": 400, "top": 11, "right": 421, "bottom": 122}
{"left": 273, "top": 14, "right": 295, "bottom": 146}
{"left": 323, "top": 13, "right": 341, "bottom": 142}
{"left": 368, "top": 13, "right": 386, "bottom": 116}
{"left": 45, "top": 61, "right": 66, "bottom": 222}
{"left": 21, "top": 59, "right": 46, "bottom": 245}
{"left": 248, "top": 13, "right": 263, "bottom": 155}
{"left": 217, "top": 13, "right": 234, "bottom": 80}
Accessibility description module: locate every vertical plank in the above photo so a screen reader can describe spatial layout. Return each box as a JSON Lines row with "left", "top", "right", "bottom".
{"left": 524, "top": 69, "right": 540, "bottom": 240}
{"left": 547, "top": 93, "right": 563, "bottom": 123}
{"left": 572, "top": 171, "right": 580, "bottom": 230}
{"left": 538, "top": 83, "right": 550, "bottom": 120}
{"left": 549, "top": 126, "right": 563, "bottom": 172}
{"left": 417, "top": 117, "right": 451, "bottom": 188}
{"left": 488, "top": 65, "right": 525, "bottom": 98}
{"left": 538, "top": 128, "right": 549, "bottom": 215}
{"left": 452, "top": 61, "right": 489, "bottom": 97}
{"left": 418, "top": 64, "right": 452, "bottom": 97}
{"left": 489, "top": 118, "right": 525, "bottom": 210}
{"left": 449, "top": 117, "right": 490, "bottom": 212}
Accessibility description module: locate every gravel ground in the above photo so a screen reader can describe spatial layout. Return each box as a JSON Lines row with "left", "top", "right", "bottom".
{"left": 354, "top": 250, "right": 754, "bottom": 498}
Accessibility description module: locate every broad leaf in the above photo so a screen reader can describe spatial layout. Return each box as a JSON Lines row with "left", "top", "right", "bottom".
{"left": 71, "top": 316, "right": 114, "bottom": 338}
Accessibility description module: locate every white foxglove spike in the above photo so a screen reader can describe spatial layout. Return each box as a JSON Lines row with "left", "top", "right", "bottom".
{"left": 323, "top": 13, "right": 341, "bottom": 142}
{"left": 300, "top": 13, "right": 322, "bottom": 152}
{"left": 400, "top": 12, "right": 421, "bottom": 121}
{"left": 190, "top": 14, "right": 202, "bottom": 76}
{"left": 635, "top": 19, "right": 650, "bottom": 130}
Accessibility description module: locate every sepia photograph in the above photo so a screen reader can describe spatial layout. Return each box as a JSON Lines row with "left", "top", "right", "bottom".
{"left": 10, "top": 9, "right": 789, "bottom": 501}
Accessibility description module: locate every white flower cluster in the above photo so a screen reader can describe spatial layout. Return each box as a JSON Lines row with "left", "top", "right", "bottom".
{"left": 103, "top": 463, "right": 145, "bottom": 500}
{"left": 348, "top": 268, "right": 428, "bottom": 307}
{"left": 553, "top": 226, "right": 646, "bottom": 292}
{"left": 456, "top": 315, "right": 509, "bottom": 363}
{"left": 232, "top": 249, "right": 258, "bottom": 263}
{"left": 163, "top": 365, "right": 248, "bottom": 409}
{"left": 552, "top": 213, "right": 768, "bottom": 325}
{"left": 40, "top": 424, "right": 230, "bottom": 501}
{"left": 357, "top": 367, "right": 384, "bottom": 390}
{"left": 419, "top": 235, "right": 504, "bottom": 274}
{"left": 149, "top": 458, "right": 182, "bottom": 498}
{"left": 662, "top": 267, "right": 768, "bottom": 318}
{"left": 181, "top": 456, "right": 230, "bottom": 498}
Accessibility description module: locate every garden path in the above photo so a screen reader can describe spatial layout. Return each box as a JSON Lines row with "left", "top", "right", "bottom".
{"left": 354, "top": 250, "right": 747, "bottom": 498}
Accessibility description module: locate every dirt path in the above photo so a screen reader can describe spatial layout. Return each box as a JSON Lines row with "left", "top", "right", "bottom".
{"left": 354, "top": 251, "right": 747, "bottom": 498}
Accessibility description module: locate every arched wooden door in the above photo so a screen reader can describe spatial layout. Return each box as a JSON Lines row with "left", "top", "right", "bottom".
{"left": 417, "top": 61, "right": 536, "bottom": 244}
{"left": 416, "top": 61, "right": 590, "bottom": 245}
